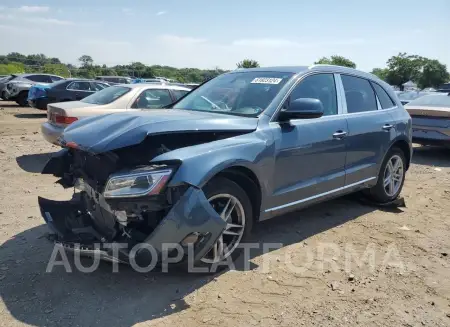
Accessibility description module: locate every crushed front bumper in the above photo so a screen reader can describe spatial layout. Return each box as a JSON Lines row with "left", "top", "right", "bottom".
{"left": 38, "top": 182, "right": 226, "bottom": 266}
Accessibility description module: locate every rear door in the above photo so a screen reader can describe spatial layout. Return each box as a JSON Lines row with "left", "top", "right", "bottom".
{"left": 339, "top": 74, "right": 395, "bottom": 185}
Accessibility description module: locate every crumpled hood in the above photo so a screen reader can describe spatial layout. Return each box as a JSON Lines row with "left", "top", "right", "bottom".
{"left": 60, "top": 109, "right": 259, "bottom": 153}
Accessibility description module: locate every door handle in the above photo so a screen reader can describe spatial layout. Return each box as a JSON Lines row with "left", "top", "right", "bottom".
{"left": 382, "top": 124, "right": 394, "bottom": 131}
{"left": 332, "top": 131, "right": 348, "bottom": 139}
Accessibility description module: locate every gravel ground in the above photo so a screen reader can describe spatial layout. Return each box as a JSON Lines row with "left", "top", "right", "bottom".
{"left": 0, "top": 102, "right": 449, "bottom": 327}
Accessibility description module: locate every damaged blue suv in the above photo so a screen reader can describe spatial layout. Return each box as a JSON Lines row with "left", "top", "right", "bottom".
{"left": 39, "top": 65, "right": 412, "bottom": 269}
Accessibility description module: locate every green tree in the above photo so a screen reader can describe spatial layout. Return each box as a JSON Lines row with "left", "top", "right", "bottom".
{"left": 78, "top": 55, "right": 94, "bottom": 68}
{"left": 417, "top": 59, "right": 449, "bottom": 89}
{"left": 236, "top": 59, "right": 260, "bottom": 68}
{"left": 42, "top": 64, "right": 71, "bottom": 77}
{"left": 371, "top": 68, "right": 389, "bottom": 81}
{"left": 315, "top": 55, "right": 356, "bottom": 68}
{"left": 385, "top": 53, "right": 425, "bottom": 89}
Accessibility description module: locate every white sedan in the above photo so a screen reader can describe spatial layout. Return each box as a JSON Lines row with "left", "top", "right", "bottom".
{"left": 41, "top": 83, "right": 190, "bottom": 145}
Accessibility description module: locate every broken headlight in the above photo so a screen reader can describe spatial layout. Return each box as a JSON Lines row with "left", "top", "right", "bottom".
{"left": 103, "top": 169, "right": 173, "bottom": 198}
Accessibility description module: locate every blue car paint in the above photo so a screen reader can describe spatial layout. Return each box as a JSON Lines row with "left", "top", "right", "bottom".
{"left": 61, "top": 109, "right": 259, "bottom": 153}
{"left": 39, "top": 65, "right": 412, "bottom": 263}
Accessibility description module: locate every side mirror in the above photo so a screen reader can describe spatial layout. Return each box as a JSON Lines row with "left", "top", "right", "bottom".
{"left": 278, "top": 98, "right": 324, "bottom": 121}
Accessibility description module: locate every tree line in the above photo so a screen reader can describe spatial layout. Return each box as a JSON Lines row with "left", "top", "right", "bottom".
{"left": 1, "top": 52, "right": 448, "bottom": 89}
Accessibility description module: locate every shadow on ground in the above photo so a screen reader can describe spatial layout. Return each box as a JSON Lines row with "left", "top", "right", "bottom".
{"left": 16, "top": 153, "right": 54, "bottom": 173}
{"left": 14, "top": 113, "right": 47, "bottom": 119}
{"left": 0, "top": 196, "right": 379, "bottom": 327}
{"left": 411, "top": 145, "right": 450, "bottom": 168}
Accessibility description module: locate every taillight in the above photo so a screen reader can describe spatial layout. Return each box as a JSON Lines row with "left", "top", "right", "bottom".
{"left": 51, "top": 113, "right": 78, "bottom": 125}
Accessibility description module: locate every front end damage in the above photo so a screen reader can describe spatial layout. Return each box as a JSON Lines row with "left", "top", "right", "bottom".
{"left": 38, "top": 133, "right": 239, "bottom": 266}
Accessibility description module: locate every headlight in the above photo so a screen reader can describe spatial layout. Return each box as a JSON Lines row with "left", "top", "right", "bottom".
{"left": 103, "top": 169, "right": 173, "bottom": 198}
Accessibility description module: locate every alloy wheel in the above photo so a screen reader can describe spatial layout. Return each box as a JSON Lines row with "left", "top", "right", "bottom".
{"left": 201, "top": 194, "right": 246, "bottom": 264}
{"left": 383, "top": 154, "right": 404, "bottom": 197}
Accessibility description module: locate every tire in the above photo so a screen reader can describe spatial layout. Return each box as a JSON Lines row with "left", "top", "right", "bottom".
{"left": 366, "top": 147, "right": 406, "bottom": 203}
{"left": 16, "top": 91, "right": 29, "bottom": 107}
{"left": 1, "top": 91, "right": 7, "bottom": 100}
{"left": 195, "top": 177, "right": 254, "bottom": 271}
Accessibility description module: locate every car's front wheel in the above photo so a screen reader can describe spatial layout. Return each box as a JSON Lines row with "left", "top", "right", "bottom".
{"left": 200, "top": 177, "right": 253, "bottom": 268}
{"left": 367, "top": 147, "right": 406, "bottom": 203}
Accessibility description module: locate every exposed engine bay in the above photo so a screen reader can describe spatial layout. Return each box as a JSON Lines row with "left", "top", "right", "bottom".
{"left": 39, "top": 131, "right": 243, "bottom": 263}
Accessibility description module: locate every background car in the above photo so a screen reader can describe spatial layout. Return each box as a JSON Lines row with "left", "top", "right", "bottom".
{"left": 41, "top": 83, "right": 191, "bottom": 144}
{"left": 0, "top": 74, "right": 18, "bottom": 100}
{"left": 395, "top": 90, "right": 434, "bottom": 105}
{"left": 28, "top": 79, "right": 110, "bottom": 110}
{"left": 405, "top": 93, "right": 450, "bottom": 147}
{"left": 95, "top": 76, "right": 132, "bottom": 85}
{"left": 2, "top": 74, "right": 64, "bottom": 106}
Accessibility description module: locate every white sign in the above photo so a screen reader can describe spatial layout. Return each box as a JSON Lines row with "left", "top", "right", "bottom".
{"left": 251, "top": 77, "right": 282, "bottom": 85}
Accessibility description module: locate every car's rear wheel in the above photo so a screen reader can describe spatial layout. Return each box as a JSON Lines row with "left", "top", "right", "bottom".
{"left": 200, "top": 177, "right": 253, "bottom": 268}
{"left": 16, "top": 91, "right": 29, "bottom": 107}
{"left": 366, "top": 147, "right": 406, "bottom": 203}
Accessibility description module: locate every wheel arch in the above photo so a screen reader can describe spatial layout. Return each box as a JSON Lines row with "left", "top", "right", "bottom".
{"left": 207, "top": 165, "right": 263, "bottom": 222}
{"left": 390, "top": 139, "right": 412, "bottom": 170}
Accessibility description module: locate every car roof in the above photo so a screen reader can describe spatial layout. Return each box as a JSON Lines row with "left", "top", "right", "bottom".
{"left": 230, "top": 64, "right": 389, "bottom": 88}
{"left": 233, "top": 65, "right": 381, "bottom": 81}
{"left": 113, "top": 83, "right": 191, "bottom": 91}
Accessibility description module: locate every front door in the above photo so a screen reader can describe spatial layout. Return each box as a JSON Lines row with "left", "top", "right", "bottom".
{"left": 267, "top": 73, "right": 348, "bottom": 214}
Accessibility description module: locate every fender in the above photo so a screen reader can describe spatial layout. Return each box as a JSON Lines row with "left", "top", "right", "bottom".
{"left": 151, "top": 129, "right": 276, "bottom": 196}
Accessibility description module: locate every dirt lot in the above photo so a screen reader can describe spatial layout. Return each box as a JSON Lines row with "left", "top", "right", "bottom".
{"left": 0, "top": 101, "right": 449, "bottom": 327}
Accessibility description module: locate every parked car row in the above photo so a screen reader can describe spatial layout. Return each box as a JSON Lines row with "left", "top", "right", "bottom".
{"left": 0, "top": 73, "right": 200, "bottom": 105}
{"left": 1, "top": 73, "right": 64, "bottom": 106}
{"left": 37, "top": 65, "right": 414, "bottom": 268}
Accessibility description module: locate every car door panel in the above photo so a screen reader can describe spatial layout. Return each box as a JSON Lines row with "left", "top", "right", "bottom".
{"left": 344, "top": 111, "right": 394, "bottom": 184}
{"left": 266, "top": 73, "right": 348, "bottom": 214}
{"left": 339, "top": 74, "right": 394, "bottom": 185}
{"left": 268, "top": 115, "right": 348, "bottom": 212}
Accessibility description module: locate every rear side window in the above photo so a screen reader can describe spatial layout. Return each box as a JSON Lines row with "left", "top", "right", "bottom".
{"left": 50, "top": 76, "right": 63, "bottom": 82}
{"left": 172, "top": 89, "right": 189, "bottom": 100}
{"left": 93, "top": 82, "right": 108, "bottom": 91}
{"left": 133, "top": 89, "right": 173, "bottom": 109}
{"left": 67, "top": 81, "right": 92, "bottom": 91}
{"left": 341, "top": 75, "right": 378, "bottom": 113}
{"left": 371, "top": 82, "right": 395, "bottom": 109}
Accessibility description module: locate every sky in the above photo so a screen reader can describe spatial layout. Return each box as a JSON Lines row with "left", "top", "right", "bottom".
{"left": 1, "top": 0, "right": 449, "bottom": 71}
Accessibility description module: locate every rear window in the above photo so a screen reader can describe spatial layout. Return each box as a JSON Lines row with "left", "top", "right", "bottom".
{"left": 406, "top": 94, "right": 450, "bottom": 108}
{"left": 81, "top": 86, "right": 130, "bottom": 105}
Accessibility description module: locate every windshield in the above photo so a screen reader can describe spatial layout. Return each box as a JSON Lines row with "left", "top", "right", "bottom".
{"left": 407, "top": 94, "right": 450, "bottom": 108}
{"left": 172, "top": 71, "right": 294, "bottom": 117}
{"left": 81, "top": 86, "right": 130, "bottom": 105}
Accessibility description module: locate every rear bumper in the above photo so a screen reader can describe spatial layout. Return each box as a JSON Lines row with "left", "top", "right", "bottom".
{"left": 41, "top": 122, "right": 64, "bottom": 145}
{"left": 412, "top": 126, "right": 450, "bottom": 146}
{"left": 28, "top": 97, "right": 49, "bottom": 110}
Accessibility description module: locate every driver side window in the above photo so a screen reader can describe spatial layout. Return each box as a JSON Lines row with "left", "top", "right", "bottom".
{"left": 287, "top": 74, "right": 337, "bottom": 116}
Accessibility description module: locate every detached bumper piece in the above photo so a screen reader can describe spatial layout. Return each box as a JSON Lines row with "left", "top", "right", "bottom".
{"left": 38, "top": 187, "right": 226, "bottom": 266}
